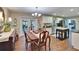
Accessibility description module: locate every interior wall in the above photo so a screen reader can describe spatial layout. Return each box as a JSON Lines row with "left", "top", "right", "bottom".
{"left": 10, "top": 12, "right": 34, "bottom": 35}
{"left": 2, "top": 7, "right": 10, "bottom": 22}
{"left": 75, "top": 17, "right": 79, "bottom": 31}
{"left": 4, "top": 7, "right": 79, "bottom": 34}
{"left": 41, "top": 16, "right": 53, "bottom": 34}
{"left": 10, "top": 11, "right": 42, "bottom": 36}
{"left": 38, "top": 16, "right": 43, "bottom": 28}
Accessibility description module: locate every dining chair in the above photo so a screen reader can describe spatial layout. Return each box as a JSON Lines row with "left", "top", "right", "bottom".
{"left": 24, "top": 32, "right": 30, "bottom": 50}
{"left": 15, "top": 32, "right": 19, "bottom": 42}
{"left": 33, "top": 31, "right": 49, "bottom": 51}
{"left": 9, "top": 36, "right": 14, "bottom": 50}
{"left": 24, "top": 31, "right": 38, "bottom": 50}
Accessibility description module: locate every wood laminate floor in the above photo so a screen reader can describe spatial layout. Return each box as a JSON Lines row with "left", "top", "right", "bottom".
{"left": 14, "top": 35, "right": 77, "bottom": 51}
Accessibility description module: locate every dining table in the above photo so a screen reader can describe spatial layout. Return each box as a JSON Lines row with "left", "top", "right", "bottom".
{"left": 26, "top": 30, "right": 39, "bottom": 41}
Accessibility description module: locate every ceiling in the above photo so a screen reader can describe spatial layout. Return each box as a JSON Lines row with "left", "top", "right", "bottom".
{"left": 6, "top": 7, "right": 79, "bottom": 17}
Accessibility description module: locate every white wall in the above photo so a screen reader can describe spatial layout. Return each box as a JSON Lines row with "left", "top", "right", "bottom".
{"left": 10, "top": 12, "right": 32, "bottom": 35}
{"left": 10, "top": 12, "right": 39, "bottom": 36}
{"left": 75, "top": 17, "right": 79, "bottom": 31}
{"left": 3, "top": 7, "right": 10, "bottom": 22}
{"left": 42, "top": 16, "right": 53, "bottom": 23}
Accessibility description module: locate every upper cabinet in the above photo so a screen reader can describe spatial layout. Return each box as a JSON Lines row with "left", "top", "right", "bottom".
{"left": 42, "top": 16, "right": 53, "bottom": 23}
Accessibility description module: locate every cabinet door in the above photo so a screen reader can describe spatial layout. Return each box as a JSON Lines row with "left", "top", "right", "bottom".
{"left": 76, "top": 20, "right": 79, "bottom": 31}
{"left": 72, "top": 33, "right": 79, "bottom": 49}
{"left": 42, "top": 16, "right": 53, "bottom": 34}
{"left": 42, "top": 16, "right": 53, "bottom": 23}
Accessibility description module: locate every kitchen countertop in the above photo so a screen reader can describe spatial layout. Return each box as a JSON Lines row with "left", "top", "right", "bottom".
{"left": 56, "top": 27, "right": 68, "bottom": 30}
{"left": 0, "top": 29, "right": 15, "bottom": 42}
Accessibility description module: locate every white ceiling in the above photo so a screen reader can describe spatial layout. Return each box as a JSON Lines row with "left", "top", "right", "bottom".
{"left": 6, "top": 7, "right": 79, "bottom": 17}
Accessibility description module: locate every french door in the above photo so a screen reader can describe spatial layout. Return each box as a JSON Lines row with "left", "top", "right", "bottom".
{"left": 22, "top": 19, "right": 38, "bottom": 33}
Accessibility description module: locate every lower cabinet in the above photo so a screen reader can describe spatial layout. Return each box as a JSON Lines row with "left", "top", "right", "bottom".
{"left": 72, "top": 33, "right": 79, "bottom": 49}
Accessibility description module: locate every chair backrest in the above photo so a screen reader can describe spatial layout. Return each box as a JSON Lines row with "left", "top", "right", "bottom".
{"left": 39, "top": 31, "right": 49, "bottom": 44}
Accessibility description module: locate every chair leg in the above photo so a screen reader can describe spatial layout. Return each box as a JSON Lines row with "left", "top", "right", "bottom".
{"left": 38, "top": 46, "right": 40, "bottom": 51}
{"left": 45, "top": 45, "right": 46, "bottom": 51}
{"left": 31, "top": 43, "right": 33, "bottom": 51}
{"left": 25, "top": 43, "right": 28, "bottom": 50}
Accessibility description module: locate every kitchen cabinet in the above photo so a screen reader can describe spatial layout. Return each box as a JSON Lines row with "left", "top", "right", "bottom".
{"left": 42, "top": 16, "right": 53, "bottom": 34}
{"left": 72, "top": 33, "right": 79, "bottom": 49}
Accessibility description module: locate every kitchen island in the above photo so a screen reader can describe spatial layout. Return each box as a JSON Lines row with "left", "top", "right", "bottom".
{"left": 56, "top": 27, "right": 69, "bottom": 40}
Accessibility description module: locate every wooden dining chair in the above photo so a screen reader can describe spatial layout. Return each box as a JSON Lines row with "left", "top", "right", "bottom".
{"left": 9, "top": 36, "right": 14, "bottom": 51}
{"left": 24, "top": 32, "right": 30, "bottom": 50}
{"left": 24, "top": 31, "right": 38, "bottom": 50}
{"left": 34, "top": 31, "right": 49, "bottom": 51}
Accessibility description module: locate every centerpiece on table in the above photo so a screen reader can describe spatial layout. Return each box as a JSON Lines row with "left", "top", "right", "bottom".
{"left": 4, "top": 23, "right": 11, "bottom": 32}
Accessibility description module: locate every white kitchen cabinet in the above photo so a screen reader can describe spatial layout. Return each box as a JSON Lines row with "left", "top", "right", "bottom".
{"left": 42, "top": 16, "right": 53, "bottom": 34}
{"left": 72, "top": 33, "right": 79, "bottom": 49}
{"left": 42, "top": 16, "right": 53, "bottom": 23}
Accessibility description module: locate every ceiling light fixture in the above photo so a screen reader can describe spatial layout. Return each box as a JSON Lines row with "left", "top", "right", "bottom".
{"left": 32, "top": 7, "right": 42, "bottom": 17}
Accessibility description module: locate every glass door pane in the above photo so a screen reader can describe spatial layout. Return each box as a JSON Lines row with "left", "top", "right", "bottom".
{"left": 30, "top": 19, "right": 38, "bottom": 31}
{"left": 22, "top": 20, "right": 30, "bottom": 33}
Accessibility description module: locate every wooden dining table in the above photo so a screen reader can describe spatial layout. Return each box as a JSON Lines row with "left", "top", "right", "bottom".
{"left": 26, "top": 30, "right": 51, "bottom": 51}
{"left": 26, "top": 31, "right": 39, "bottom": 41}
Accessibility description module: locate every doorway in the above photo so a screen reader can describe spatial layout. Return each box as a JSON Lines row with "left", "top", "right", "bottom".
{"left": 21, "top": 18, "right": 38, "bottom": 34}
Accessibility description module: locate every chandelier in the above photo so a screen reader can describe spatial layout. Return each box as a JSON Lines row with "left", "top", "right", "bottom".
{"left": 32, "top": 7, "right": 42, "bottom": 17}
